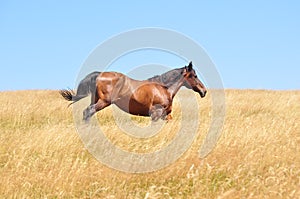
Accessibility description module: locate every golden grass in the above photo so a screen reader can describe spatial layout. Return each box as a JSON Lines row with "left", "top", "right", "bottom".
{"left": 0, "top": 89, "right": 299, "bottom": 198}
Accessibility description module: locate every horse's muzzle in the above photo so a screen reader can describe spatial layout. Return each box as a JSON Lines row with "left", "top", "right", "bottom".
{"left": 200, "top": 90, "right": 207, "bottom": 98}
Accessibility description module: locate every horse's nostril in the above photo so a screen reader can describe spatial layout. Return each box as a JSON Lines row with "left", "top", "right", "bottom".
{"left": 200, "top": 90, "right": 207, "bottom": 98}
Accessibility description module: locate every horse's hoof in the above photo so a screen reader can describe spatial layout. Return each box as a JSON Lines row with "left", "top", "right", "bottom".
{"left": 166, "top": 114, "right": 172, "bottom": 121}
{"left": 83, "top": 118, "right": 90, "bottom": 123}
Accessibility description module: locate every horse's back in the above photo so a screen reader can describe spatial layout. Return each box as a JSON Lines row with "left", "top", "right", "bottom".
{"left": 96, "top": 71, "right": 123, "bottom": 81}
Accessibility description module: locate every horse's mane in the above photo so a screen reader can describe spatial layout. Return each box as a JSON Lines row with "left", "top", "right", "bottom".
{"left": 148, "top": 67, "right": 184, "bottom": 88}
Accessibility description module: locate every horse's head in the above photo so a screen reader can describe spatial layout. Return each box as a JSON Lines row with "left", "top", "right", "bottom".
{"left": 182, "top": 62, "right": 207, "bottom": 98}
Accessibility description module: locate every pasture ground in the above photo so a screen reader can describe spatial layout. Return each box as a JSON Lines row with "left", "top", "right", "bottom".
{"left": 0, "top": 90, "right": 299, "bottom": 198}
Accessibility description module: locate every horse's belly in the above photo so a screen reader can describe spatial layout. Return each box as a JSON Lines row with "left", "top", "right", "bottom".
{"left": 114, "top": 99, "right": 150, "bottom": 116}
{"left": 112, "top": 85, "right": 171, "bottom": 117}
{"left": 129, "top": 105, "right": 150, "bottom": 116}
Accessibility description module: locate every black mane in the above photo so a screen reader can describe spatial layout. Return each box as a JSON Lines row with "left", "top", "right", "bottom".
{"left": 147, "top": 67, "right": 184, "bottom": 88}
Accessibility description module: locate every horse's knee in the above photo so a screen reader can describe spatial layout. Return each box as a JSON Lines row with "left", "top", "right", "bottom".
{"left": 150, "top": 110, "right": 161, "bottom": 121}
{"left": 150, "top": 105, "right": 165, "bottom": 121}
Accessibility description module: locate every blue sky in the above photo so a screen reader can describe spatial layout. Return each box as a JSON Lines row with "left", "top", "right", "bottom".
{"left": 0, "top": 1, "right": 299, "bottom": 90}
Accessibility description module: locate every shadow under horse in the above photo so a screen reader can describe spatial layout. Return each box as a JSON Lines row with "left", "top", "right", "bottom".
{"left": 60, "top": 62, "right": 207, "bottom": 122}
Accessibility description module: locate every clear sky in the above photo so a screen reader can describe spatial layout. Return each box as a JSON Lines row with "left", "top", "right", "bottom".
{"left": 1, "top": 1, "right": 299, "bottom": 91}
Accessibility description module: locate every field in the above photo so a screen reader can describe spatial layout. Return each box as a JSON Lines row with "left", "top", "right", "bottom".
{"left": 0, "top": 89, "right": 299, "bottom": 198}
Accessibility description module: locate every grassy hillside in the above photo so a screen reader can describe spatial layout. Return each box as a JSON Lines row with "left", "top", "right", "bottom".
{"left": 0, "top": 89, "right": 299, "bottom": 198}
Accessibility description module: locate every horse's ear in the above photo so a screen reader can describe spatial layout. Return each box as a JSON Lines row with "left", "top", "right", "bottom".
{"left": 188, "top": 61, "right": 193, "bottom": 71}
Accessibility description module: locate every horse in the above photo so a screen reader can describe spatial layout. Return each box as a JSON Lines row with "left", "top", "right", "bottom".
{"left": 59, "top": 61, "right": 207, "bottom": 121}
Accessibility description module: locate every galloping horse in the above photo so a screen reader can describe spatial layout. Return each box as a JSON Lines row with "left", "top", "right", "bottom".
{"left": 60, "top": 62, "right": 207, "bottom": 121}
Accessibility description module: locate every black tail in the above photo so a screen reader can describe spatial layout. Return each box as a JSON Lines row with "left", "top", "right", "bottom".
{"left": 59, "top": 89, "right": 75, "bottom": 101}
{"left": 59, "top": 71, "right": 100, "bottom": 105}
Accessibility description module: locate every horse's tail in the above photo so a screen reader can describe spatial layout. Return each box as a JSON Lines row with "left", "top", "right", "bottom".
{"left": 59, "top": 71, "right": 100, "bottom": 105}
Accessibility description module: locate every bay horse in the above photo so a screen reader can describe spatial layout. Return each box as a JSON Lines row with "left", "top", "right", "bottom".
{"left": 60, "top": 62, "right": 207, "bottom": 121}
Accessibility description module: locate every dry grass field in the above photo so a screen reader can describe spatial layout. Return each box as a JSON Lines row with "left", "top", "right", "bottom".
{"left": 0, "top": 89, "right": 299, "bottom": 198}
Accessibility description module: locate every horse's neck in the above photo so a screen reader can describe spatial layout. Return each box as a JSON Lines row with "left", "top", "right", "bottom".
{"left": 167, "top": 75, "right": 185, "bottom": 98}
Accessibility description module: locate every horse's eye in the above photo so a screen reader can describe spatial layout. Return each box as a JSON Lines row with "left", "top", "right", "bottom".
{"left": 195, "top": 75, "right": 197, "bottom": 78}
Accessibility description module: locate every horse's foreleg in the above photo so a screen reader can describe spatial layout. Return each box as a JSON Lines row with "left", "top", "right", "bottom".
{"left": 149, "top": 105, "right": 166, "bottom": 122}
{"left": 161, "top": 106, "right": 172, "bottom": 122}
{"left": 83, "top": 99, "right": 110, "bottom": 121}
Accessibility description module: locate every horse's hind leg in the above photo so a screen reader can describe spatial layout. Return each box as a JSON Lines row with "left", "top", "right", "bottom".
{"left": 83, "top": 104, "right": 96, "bottom": 121}
{"left": 82, "top": 91, "right": 98, "bottom": 121}
{"left": 83, "top": 99, "right": 110, "bottom": 121}
{"left": 90, "top": 90, "right": 99, "bottom": 105}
